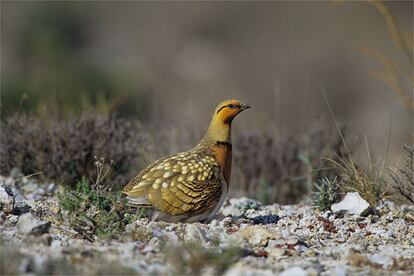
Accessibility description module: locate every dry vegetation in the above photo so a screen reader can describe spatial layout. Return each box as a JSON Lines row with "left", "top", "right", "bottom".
{"left": 390, "top": 144, "right": 414, "bottom": 204}
{"left": 324, "top": 0, "right": 413, "bottom": 208}
{"left": 338, "top": 0, "right": 413, "bottom": 116}
{"left": 232, "top": 118, "right": 344, "bottom": 204}
{"left": 2, "top": 110, "right": 411, "bottom": 207}
{"left": 0, "top": 114, "right": 150, "bottom": 188}
{"left": 1, "top": 113, "right": 344, "bottom": 204}
{"left": 325, "top": 154, "right": 392, "bottom": 206}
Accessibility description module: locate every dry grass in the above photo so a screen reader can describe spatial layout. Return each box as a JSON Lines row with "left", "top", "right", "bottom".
{"left": 337, "top": 0, "right": 413, "bottom": 116}
{"left": 323, "top": 134, "right": 393, "bottom": 206}
{"left": 319, "top": 81, "right": 393, "bottom": 206}
{"left": 326, "top": 154, "right": 392, "bottom": 206}
{"left": 352, "top": 1, "right": 413, "bottom": 205}
{"left": 360, "top": 45, "right": 413, "bottom": 116}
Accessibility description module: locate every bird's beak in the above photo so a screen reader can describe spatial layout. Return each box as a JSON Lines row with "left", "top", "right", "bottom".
{"left": 240, "top": 103, "right": 251, "bottom": 111}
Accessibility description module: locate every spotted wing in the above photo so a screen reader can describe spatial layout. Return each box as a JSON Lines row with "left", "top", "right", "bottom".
{"left": 123, "top": 151, "right": 224, "bottom": 216}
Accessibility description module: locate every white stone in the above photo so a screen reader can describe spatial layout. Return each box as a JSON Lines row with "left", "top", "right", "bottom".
{"left": 331, "top": 192, "right": 370, "bottom": 215}
{"left": 266, "top": 246, "right": 284, "bottom": 259}
{"left": 0, "top": 185, "right": 11, "bottom": 202}
{"left": 184, "top": 224, "right": 209, "bottom": 247}
{"left": 280, "top": 266, "right": 308, "bottom": 276}
{"left": 237, "top": 225, "right": 281, "bottom": 246}
{"left": 16, "top": 213, "right": 50, "bottom": 235}
{"left": 281, "top": 229, "right": 291, "bottom": 239}
{"left": 0, "top": 186, "right": 14, "bottom": 214}
{"left": 224, "top": 266, "right": 274, "bottom": 276}
{"left": 368, "top": 253, "right": 393, "bottom": 268}
{"left": 142, "top": 237, "right": 161, "bottom": 253}
{"left": 161, "top": 232, "right": 179, "bottom": 245}
{"left": 332, "top": 265, "right": 347, "bottom": 276}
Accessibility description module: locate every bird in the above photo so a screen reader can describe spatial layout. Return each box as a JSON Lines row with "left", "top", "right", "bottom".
{"left": 122, "top": 99, "right": 250, "bottom": 222}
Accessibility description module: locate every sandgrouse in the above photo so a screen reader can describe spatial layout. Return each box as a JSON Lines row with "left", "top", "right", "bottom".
{"left": 123, "top": 99, "right": 250, "bottom": 222}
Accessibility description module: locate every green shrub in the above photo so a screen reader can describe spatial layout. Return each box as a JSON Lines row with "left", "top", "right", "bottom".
{"left": 58, "top": 177, "right": 141, "bottom": 241}
{"left": 313, "top": 176, "right": 340, "bottom": 211}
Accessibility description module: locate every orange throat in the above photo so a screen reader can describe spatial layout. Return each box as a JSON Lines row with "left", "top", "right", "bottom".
{"left": 199, "top": 104, "right": 238, "bottom": 186}
{"left": 211, "top": 142, "right": 232, "bottom": 186}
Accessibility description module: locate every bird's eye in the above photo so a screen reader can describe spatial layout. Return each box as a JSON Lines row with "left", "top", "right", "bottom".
{"left": 228, "top": 104, "right": 235, "bottom": 108}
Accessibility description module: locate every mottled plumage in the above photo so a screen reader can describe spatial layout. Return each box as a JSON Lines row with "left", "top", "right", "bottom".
{"left": 123, "top": 99, "right": 250, "bottom": 222}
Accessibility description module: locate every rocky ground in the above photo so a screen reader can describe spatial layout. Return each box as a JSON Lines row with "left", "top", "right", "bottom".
{"left": 1, "top": 175, "right": 414, "bottom": 276}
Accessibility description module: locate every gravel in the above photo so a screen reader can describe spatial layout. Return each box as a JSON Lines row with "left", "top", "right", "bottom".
{"left": 1, "top": 175, "right": 413, "bottom": 275}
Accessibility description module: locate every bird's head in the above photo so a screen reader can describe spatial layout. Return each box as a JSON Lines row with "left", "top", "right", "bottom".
{"left": 213, "top": 99, "right": 251, "bottom": 124}
{"left": 201, "top": 99, "right": 250, "bottom": 144}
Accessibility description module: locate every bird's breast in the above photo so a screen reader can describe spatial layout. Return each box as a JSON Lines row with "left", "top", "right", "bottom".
{"left": 210, "top": 142, "right": 232, "bottom": 187}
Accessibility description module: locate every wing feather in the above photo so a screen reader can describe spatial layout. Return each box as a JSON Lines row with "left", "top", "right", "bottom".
{"left": 123, "top": 149, "right": 224, "bottom": 216}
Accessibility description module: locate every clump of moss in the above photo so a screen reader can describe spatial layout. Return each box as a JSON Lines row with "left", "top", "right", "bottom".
{"left": 313, "top": 176, "right": 340, "bottom": 211}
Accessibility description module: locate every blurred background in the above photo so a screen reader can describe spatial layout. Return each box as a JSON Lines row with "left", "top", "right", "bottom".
{"left": 1, "top": 1, "right": 413, "bottom": 203}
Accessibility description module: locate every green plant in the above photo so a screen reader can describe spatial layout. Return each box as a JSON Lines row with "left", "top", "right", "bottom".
{"left": 313, "top": 176, "right": 340, "bottom": 211}
{"left": 58, "top": 178, "right": 119, "bottom": 241}
{"left": 58, "top": 159, "right": 143, "bottom": 241}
